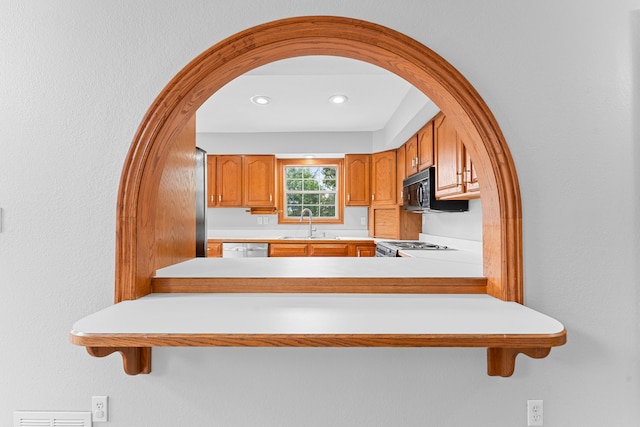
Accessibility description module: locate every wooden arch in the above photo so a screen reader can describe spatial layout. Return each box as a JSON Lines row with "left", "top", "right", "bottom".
{"left": 115, "top": 16, "right": 522, "bottom": 304}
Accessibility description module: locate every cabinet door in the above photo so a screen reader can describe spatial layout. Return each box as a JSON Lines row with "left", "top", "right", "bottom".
{"left": 206, "top": 241, "right": 222, "bottom": 257}
{"left": 371, "top": 150, "right": 396, "bottom": 205}
{"left": 354, "top": 243, "right": 376, "bottom": 257}
{"left": 464, "top": 144, "right": 480, "bottom": 194}
{"left": 344, "top": 154, "right": 371, "bottom": 206}
{"left": 243, "top": 155, "right": 275, "bottom": 207}
{"left": 207, "top": 155, "right": 217, "bottom": 207}
{"left": 396, "top": 145, "right": 406, "bottom": 206}
{"left": 268, "top": 243, "right": 308, "bottom": 257}
{"left": 417, "top": 120, "right": 434, "bottom": 171}
{"left": 309, "top": 243, "right": 350, "bottom": 257}
{"left": 404, "top": 134, "right": 418, "bottom": 176}
{"left": 434, "top": 115, "right": 465, "bottom": 199}
{"left": 216, "top": 156, "right": 243, "bottom": 207}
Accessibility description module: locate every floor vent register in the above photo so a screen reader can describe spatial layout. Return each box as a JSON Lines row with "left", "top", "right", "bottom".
{"left": 14, "top": 411, "right": 92, "bottom": 427}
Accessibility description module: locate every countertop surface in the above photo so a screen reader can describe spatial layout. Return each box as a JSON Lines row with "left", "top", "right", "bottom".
{"left": 155, "top": 253, "right": 483, "bottom": 278}
{"left": 72, "top": 293, "right": 564, "bottom": 335}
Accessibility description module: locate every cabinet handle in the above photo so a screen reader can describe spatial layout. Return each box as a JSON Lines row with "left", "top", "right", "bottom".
{"left": 210, "top": 195, "right": 214, "bottom": 203}
{"left": 269, "top": 194, "right": 272, "bottom": 202}
{"left": 218, "top": 195, "right": 222, "bottom": 202}
{"left": 411, "top": 158, "right": 415, "bottom": 168}
{"left": 371, "top": 194, "right": 375, "bottom": 201}
{"left": 416, "top": 156, "right": 419, "bottom": 167}
{"left": 347, "top": 194, "right": 350, "bottom": 202}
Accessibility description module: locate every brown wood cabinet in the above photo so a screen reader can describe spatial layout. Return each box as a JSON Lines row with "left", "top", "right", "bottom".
{"left": 208, "top": 154, "right": 276, "bottom": 208}
{"left": 404, "top": 121, "right": 434, "bottom": 177}
{"left": 434, "top": 114, "right": 480, "bottom": 200}
{"left": 344, "top": 154, "right": 371, "bottom": 206}
{"left": 396, "top": 144, "right": 406, "bottom": 206}
{"left": 207, "top": 155, "right": 217, "bottom": 207}
{"left": 417, "top": 120, "right": 434, "bottom": 171}
{"left": 405, "top": 134, "right": 418, "bottom": 176}
{"left": 370, "top": 150, "right": 397, "bottom": 205}
{"left": 355, "top": 243, "right": 376, "bottom": 257}
{"left": 268, "top": 240, "right": 376, "bottom": 257}
{"left": 243, "top": 155, "right": 275, "bottom": 207}
{"left": 216, "top": 155, "right": 243, "bottom": 207}
{"left": 206, "top": 241, "right": 222, "bottom": 258}
{"left": 368, "top": 204, "right": 421, "bottom": 240}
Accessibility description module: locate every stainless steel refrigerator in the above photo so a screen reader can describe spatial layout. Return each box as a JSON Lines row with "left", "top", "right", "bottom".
{"left": 195, "top": 147, "right": 207, "bottom": 257}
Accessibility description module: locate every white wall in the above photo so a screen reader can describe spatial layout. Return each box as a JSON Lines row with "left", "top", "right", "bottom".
{"left": 1, "top": 1, "right": 638, "bottom": 426}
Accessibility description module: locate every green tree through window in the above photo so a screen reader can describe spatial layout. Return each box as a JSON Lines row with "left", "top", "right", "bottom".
{"left": 284, "top": 166, "right": 338, "bottom": 219}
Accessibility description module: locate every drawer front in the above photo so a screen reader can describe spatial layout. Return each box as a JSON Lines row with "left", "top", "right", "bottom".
{"left": 309, "top": 243, "right": 350, "bottom": 257}
{"left": 268, "top": 243, "right": 308, "bottom": 257}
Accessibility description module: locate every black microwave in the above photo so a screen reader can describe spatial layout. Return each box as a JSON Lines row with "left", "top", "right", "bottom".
{"left": 402, "top": 167, "right": 468, "bottom": 212}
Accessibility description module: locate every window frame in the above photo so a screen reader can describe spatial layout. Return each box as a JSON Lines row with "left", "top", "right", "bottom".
{"left": 277, "top": 158, "right": 345, "bottom": 224}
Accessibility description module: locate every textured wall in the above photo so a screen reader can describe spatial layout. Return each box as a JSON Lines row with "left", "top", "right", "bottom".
{"left": 0, "top": 1, "right": 638, "bottom": 426}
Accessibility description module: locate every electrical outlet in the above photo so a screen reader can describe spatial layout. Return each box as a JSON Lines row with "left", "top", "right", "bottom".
{"left": 92, "top": 395, "right": 108, "bottom": 422}
{"left": 360, "top": 216, "right": 367, "bottom": 226}
{"left": 527, "top": 400, "right": 543, "bottom": 426}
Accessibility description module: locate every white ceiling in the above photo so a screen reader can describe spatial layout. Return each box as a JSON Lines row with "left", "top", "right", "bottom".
{"left": 195, "top": 56, "right": 434, "bottom": 134}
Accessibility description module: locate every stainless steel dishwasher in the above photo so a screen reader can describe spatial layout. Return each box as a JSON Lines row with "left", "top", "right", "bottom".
{"left": 222, "top": 242, "right": 269, "bottom": 258}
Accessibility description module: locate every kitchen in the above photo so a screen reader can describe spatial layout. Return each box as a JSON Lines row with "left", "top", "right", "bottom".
{"left": 71, "top": 19, "right": 566, "bottom": 379}
{"left": 194, "top": 56, "right": 483, "bottom": 271}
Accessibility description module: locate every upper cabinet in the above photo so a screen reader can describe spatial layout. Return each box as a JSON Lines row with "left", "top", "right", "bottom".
{"left": 434, "top": 114, "right": 480, "bottom": 200}
{"left": 207, "top": 155, "right": 217, "bottom": 207}
{"left": 344, "top": 154, "right": 371, "bottom": 206}
{"left": 404, "top": 121, "right": 434, "bottom": 177}
{"left": 417, "top": 121, "right": 434, "bottom": 171}
{"left": 216, "top": 155, "right": 244, "bottom": 207}
{"left": 243, "top": 155, "right": 275, "bottom": 207}
{"left": 405, "top": 134, "right": 418, "bottom": 176}
{"left": 207, "top": 154, "right": 276, "bottom": 208}
{"left": 396, "top": 144, "right": 406, "bottom": 206}
{"left": 370, "top": 150, "right": 397, "bottom": 205}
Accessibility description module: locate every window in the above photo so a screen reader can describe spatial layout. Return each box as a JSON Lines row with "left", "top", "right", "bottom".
{"left": 277, "top": 158, "right": 344, "bottom": 224}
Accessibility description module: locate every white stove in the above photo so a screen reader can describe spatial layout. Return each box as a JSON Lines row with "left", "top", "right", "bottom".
{"left": 375, "top": 240, "right": 454, "bottom": 257}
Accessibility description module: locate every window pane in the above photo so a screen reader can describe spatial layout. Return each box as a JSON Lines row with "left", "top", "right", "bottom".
{"left": 287, "top": 167, "right": 303, "bottom": 179}
{"left": 308, "top": 206, "right": 320, "bottom": 217}
{"left": 321, "top": 179, "right": 336, "bottom": 191}
{"left": 287, "top": 205, "right": 302, "bottom": 217}
{"left": 287, "top": 194, "right": 302, "bottom": 205}
{"left": 302, "top": 194, "right": 319, "bottom": 205}
{"left": 286, "top": 179, "right": 302, "bottom": 191}
{"left": 320, "top": 193, "right": 335, "bottom": 205}
{"left": 320, "top": 206, "right": 336, "bottom": 217}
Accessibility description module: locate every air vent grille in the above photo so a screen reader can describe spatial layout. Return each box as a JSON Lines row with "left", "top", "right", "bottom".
{"left": 14, "top": 411, "right": 92, "bottom": 427}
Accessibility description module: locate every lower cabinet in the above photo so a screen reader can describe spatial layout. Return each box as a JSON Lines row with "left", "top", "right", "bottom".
{"left": 206, "top": 241, "right": 222, "bottom": 258}
{"left": 369, "top": 204, "right": 422, "bottom": 240}
{"left": 269, "top": 241, "right": 376, "bottom": 257}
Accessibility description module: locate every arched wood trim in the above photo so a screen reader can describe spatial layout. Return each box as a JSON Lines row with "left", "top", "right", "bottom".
{"left": 115, "top": 16, "right": 522, "bottom": 304}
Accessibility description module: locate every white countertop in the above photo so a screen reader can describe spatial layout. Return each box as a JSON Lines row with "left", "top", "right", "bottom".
{"left": 72, "top": 293, "right": 564, "bottom": 336}
{"left": 155, "top": 256, "right": 483, "bottom": 279}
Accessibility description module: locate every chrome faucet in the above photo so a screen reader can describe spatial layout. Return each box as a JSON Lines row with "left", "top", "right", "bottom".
{"left": 300, "top": 208, "right": 314, "bottom": 238}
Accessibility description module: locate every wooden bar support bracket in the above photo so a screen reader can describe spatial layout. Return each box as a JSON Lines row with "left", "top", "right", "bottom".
{"left": 487, "top": 347, "right": 551, "bottom": 377}
{"left": 87, "top": 347, "right": 152, "bottom": 375}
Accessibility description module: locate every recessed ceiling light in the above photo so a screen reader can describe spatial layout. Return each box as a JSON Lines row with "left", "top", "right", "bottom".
{"left": 250, "top": 95, "right": 271, "bottom": 105}
{"left": 329, "top": 94, "right": 348, "bottom": 104}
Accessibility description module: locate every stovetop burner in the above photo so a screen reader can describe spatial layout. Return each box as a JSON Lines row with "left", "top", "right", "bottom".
{"left": 379, "top": 241, "right": 453, "bottom": 251}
